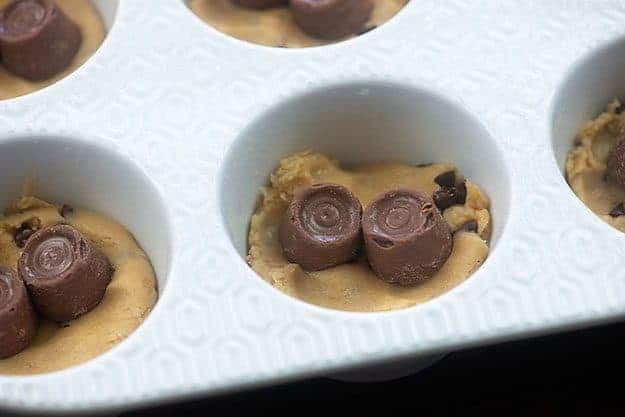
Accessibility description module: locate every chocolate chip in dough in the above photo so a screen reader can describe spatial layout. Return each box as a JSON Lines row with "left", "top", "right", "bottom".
{"left": 456, "top": 180, "right": 468, "bottom": 205}
{"left": 14, "top": 217, "right": 41, "bottom": 248}
{"left": 433, "top": 187, "right": 457, "bottom": 211}
{"left": 610, "top": 203, "right": 625, "bottom": 217}
{"left": 434, "top": 171, "right": 456, "bottom": 188}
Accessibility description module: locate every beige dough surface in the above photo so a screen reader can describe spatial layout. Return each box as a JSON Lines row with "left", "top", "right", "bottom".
{"left": 0, "top": 0, "right": 106, "bottom": 100}
{"left": 0, "top": 194, "right": 157, "bottom": 375}
{"left": 248, "top": 151, "right": 491, "bottom": 312}
{"left": 566, "top": 99, "right": 625, "bottom": 232}
{"left": 188, "top": 0, "right": 409, "bottom": 48}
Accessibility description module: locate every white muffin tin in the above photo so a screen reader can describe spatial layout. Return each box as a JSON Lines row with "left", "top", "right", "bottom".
{"left": 1, "top": 0, "right": 625, "bottom": 414}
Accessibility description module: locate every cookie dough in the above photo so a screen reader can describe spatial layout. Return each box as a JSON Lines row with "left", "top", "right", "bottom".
{"left": 566, "top": 99, "right": 625, "bottom": 232}
{"left": 187, "top": 0, "right": 408, "bottom": 48}
{"left": 248, "top": 151, "right": 491, "bottom": 312}
{"left": 0, "top": 189, "right": 157, "bottom": 375}
{"left": 0, "top": 0, "right": 106, "bottom": 100}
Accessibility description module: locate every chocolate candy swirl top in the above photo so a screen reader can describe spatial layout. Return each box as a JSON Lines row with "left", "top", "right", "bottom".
{"left": 18, "top": 224, "right": 113, "bottom": 322}
{"left": 279, "top": 183, "right": 362, "bottom": 271}
{"left": 232, "top": 0, "right": 288, "bottom": 9}
{"left": 362, "top": 189, "right": 453, "bottom": 285}
{"left": 0, "top": 0, "right": 82, "bottom": 81}
{"left": 290, "top": 0, "right": 374, "bottom": 40}
{"left": 0, "top": 266, "right": 37, "bottom": 359}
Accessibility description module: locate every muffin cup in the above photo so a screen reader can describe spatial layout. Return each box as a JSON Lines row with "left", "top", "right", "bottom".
{"left": 0, "top": 0, "right": 624, "bottom": 414}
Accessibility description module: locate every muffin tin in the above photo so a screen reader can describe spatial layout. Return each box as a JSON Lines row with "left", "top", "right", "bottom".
{"left": 1, "top": 0, "right": 625, "bottom": 414}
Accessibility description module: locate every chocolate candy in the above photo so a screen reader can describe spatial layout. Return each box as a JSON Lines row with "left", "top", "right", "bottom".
{"left": 18, "top": 224, "right": 113, "bottom": 322}
{"left": 607, "top": 128, "right": 625, "bottom": 190}
{"left": 362, "top": 189, "right": 453, "bottom": 285}
{"left": 232, "top": 0, "right": 288, "bottom": 9}
{"left": 279, "top": 183, "right": 362, "bottom": 271}
{"left": 0, "top": 0, "right": 82, "bottom": 81}
{"left": 291, "top": 0, "right": 373, "bottom": 40}
{"left": 0, "top": 266, "right": 37, "bottom": 359}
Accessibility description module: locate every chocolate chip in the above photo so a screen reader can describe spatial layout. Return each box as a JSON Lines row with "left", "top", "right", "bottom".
{"left": 434, "top": 171, "right": 456, "bottom": 188}
{"left": 456, "top": 180, "right": 467, "bottom": 205}
{"left": 433, "top": 187, "right": 457, "bottom": 211}
{"left": 14, "top": 229, "right": 34, "bottom": 248}
{"left": 416, "top": 163, "right": 433, "bottom": 168}
{"left": 14, "top": 218, "right": 41, "bottom": 248}
{"left": 456, "top": 220, "right": 478, "bottom": 234}
{"left": 60, "top": 204, "right": 74, "bottom": 218}
{"left": 610, "top": 203, "right": 625, "bottom": 217}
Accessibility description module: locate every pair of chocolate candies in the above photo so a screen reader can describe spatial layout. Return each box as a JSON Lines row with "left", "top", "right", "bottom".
{"left": 279, "top": 183, "right": 454, "bottom": 286}
{"left": 0, "top": 0, "right": 82, "bottom": 81}
{"left": 0, "top": 224, "right": 113, "bottom": 359}
{"left": 232, "top": 0, "right": 373, "bottom": 40}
